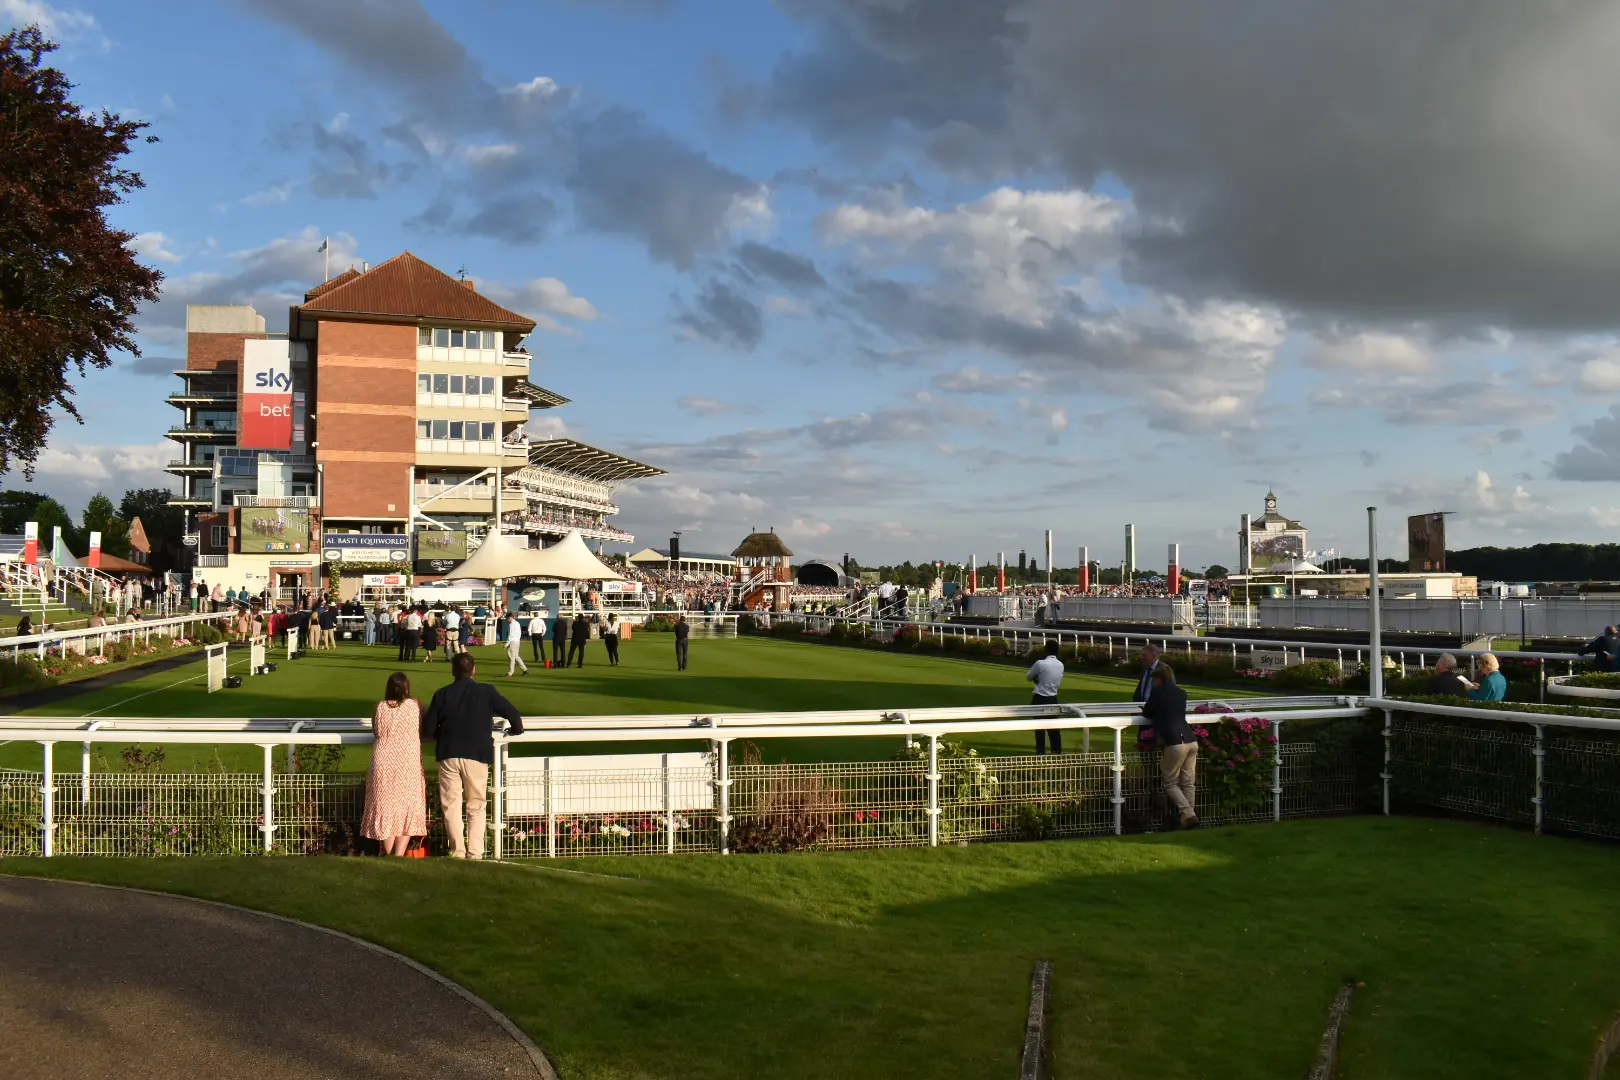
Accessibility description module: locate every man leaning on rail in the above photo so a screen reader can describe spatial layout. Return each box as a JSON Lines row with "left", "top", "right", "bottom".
{"left": 1140, "top": 664, "right": 1199, "bottom": 830}
{"left": 420, "top": 652, "right": 525, "bottom": 859}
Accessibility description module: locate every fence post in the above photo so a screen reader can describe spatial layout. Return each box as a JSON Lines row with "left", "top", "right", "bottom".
{"left": 926, "top": 733, "right": 941, "bottom": 848}
{"left": 1380, "top": 709, "right": 1392, "bottom": 816}
{"left": 1271, "top": 719, "right": 1284, "bottom": 822}
{"left": 546, "top": 762, "right": 556, "bottom": 858}
{"left": 716, "top": 738, "right": 732, "bottom": 854}
{"left": 40, "top": 741, "right": 56, "bottom": 857}
{"left": 1538, "top": 658, "right": 1546, "bottom": 704}
{"left": 1111, "top": 726, "right": 1124, "bottom": 836}
{"left": 1532, "top": 724, "right": 1546, "bottom": 836}
{"left": 664, "top": 756, "right": 676, "bottom": 855}
{"left": 259, "top": 743, "right": 276, "bottom": 852}
{"left": 80, "top": 720, "right": 102, "bottom": 806}
{"left": 491, "top": 734, "right": 505, "bottom": 861}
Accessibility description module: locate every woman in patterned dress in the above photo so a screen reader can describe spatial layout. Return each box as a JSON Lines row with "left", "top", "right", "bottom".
{"left": 361, "top": 672, "right": 428, "bottom": 856}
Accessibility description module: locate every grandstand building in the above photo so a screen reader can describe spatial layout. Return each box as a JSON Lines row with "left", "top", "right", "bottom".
{"left": 162, "top": 252, "right": 661, "bottom": 597}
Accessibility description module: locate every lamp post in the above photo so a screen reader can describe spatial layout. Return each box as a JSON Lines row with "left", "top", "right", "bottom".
{"left": 1368, "top": 507, "right": 1383, "bottom": 700}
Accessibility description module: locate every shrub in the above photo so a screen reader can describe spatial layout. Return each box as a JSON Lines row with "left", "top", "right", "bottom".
{"left": 1269, "top": 659, "right": 1344, "bottom": 690}
{"left": 736, "top": 614, "right": 759, "bottom": 633}
{"left": 1188, "top": 717, "right": 1277, "bottom": 811}
{"left": 191, "top": 623, "right": 226, "bottom": 646}
{"left": 729, "top": 743, "right": 844, "bottom": 854}
{"left": 641, "top": 616, "right": 677, "bottom": 632}
{"left": 1562, "top": 671, "right": 1620, "bottom": 690}
{"left": 0, "top": 655, "right": 50, "bottom": 690}
{"left": 891, "top": 625, "right": 923, "bottom": 650}
{"left": 1011, "top": 803, "right": 1056, "bottom": 840}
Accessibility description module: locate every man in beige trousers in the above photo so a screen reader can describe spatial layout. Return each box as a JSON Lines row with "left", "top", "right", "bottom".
{"left": 420, "top": 653, "right": 525, "bottom": 858}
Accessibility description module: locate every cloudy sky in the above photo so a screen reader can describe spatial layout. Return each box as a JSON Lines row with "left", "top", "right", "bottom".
{"left": 6, "top": 0, "right": 1620, "bottom": 569}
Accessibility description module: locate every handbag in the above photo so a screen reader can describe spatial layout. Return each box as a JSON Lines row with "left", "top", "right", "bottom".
{"left": 405, "top": 835, "right": 430, "bottom": 858}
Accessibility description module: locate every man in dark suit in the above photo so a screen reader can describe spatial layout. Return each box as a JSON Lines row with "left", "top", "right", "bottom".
{"left": 551, "top": 613, "right": 567, "bottom": 667}
{"left": 1424, "top": 653, "right": 1470, "bottom": 697}
{"left": 568, "top": 612, "right": 590, "bottom": 667}
{"left": 1141, "top": 665, "right": 1198, "bottom": 829}
{"left": 1578, "top": 626, "right": 1619, "bottom": 671}
{"left": 674, "top": 614, "right": 690, "bottom": 671}
{"left": 420, "top": 652, "right": 524, "bottom": 859}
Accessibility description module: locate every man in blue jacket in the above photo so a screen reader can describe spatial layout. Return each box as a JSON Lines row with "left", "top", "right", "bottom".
{"left": 421, "top": 653, "right": 524, "bottom": 859}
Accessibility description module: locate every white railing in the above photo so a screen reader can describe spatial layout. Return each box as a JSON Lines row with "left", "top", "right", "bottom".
{"left": 2, "top": 609, "right": 231, "bottom": 661}
{"left": 0, "top": 696, "right": 1362, "bottom": 858}
{"left": 233, "top": 494, "right": 319, "bottom": 508}
{"left": 195, "top": 555, "right": 230, "bottom": 567}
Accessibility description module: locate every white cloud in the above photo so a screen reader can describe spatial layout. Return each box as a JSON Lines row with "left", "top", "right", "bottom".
{"left": 763, "top": 295, "right": 810, "bottom": 315}
{"left": 1578, "top": 356, "right": 1620, "bottom": 393}
{"left": 677, "top": 396, "right": 736, "bottom": 416}
{"left": 2, "top": 0, "right": 108, "bottom": 50}
{"left": 466, "top": 142, "right": 520, "bottom": 166}
{"left": 241, "top": 182, "right": 294, "bottom": 206}
{"left": 1307, "top": 330, "right": 1436, "bottom": 373}
{"left": 503, "top": 76, "right": 573, "bottom": 104}
{"left": 483, "top": 277, "right": 598, "bottom": 337}
{"left": 11, "top": 441, "right": 175, "bottom": 505}
{"left": 130, "top": 232, "right": 182, "bottom": 263}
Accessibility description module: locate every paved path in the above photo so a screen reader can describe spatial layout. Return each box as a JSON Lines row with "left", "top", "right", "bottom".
{"left": 0, "top": 876, "right": 552, "bottom": 1079}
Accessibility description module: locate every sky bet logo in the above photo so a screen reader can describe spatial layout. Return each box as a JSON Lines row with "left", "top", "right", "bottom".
{"left": 253, "top": 369, "right": 292, "bottom": 391}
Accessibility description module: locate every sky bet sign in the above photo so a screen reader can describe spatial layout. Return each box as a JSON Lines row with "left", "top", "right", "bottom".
{"left": 240, "top": 340, "right": 294, "bottom": 450}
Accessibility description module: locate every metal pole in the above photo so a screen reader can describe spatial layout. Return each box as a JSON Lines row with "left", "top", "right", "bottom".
{"left": 1532, "top": 724, "right": 1546, "bottom": 836}
{"left": 492, "top": 734, "right": 505, "bottom": 861}
{"left": 260, "top": 744, "right": 275, "bottom": 852}
{"left": 1111, "top": 726, "right": 1124, "bottom": 836}
{"left": 40, "top": 741, "right": 55, "bottom": 857}
{"left": 1367, "top": 507, "right": 1383, "bottom": 699}
{"left": 717, "top": 738, "right": 731, "bottom": 854}
{"left": 926, "top": 733, "right": 941, "bottom": 848}
{"left": 1271, "top": 719, "right": 1284, "bottom": 822}
{"left": 664, "top": 756, "right": 676, "bottom": 855}
{"left": 546, "top": 763, "right": 556, "bottom": 858}
{"left": 1380, "top": 710, "right": 1392, "bottom": 816}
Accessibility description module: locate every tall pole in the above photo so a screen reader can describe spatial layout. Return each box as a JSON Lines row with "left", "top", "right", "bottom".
{"left": 1368, "top": 506, "right": 1383, "bottom": 699}
{"left": 1079, "top": 545, "right": 1090, "bottom": 593}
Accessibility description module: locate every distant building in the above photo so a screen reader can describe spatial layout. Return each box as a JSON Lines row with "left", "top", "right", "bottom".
{"left": 1243, "top": 491, "right": 1309, "bottom": 572}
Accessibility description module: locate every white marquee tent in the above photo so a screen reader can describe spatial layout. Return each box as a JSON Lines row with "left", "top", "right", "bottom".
{"left": 448, "top": 530, "right": 624, "bottom": 583}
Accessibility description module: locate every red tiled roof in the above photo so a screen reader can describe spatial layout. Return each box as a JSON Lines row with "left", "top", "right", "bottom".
{"left": 304, "top": 268, "right": 361, "bottom": 301}
{"left": 297, "top": 252, "right": 536, "bottom": 330}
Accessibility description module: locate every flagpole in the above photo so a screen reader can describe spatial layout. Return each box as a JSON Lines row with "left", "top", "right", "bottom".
{"left": 324, "top": 236, "right": 329, "bottom": 281}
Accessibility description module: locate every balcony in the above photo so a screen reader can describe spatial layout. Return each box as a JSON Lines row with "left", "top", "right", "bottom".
{"left": 502, "top": 396, "right": 533, "bottom": 419}
{"left": 413, "top": 483, "right": 495, "bottom": 509}
{"left": 503, "top": 442, "right": 531, "bottom": 460}
{"left": 195, "top": 554, "right": 230, "bottom": 568}
{"left": 166, "top": 392, "right": 235, "bottom": 407}
{"left": 502, "top": 351, "right": 531, "bottom": 373}
{"left": 166, "top": 423, "right": 238, "bottom": 440}
{"left": 168, "top": 495, "right": 212, "bottom": 508}
{"left": 166, "top": 460, "right": 214, "bottom": 474}
{"left": 234, "top": 494, "right": 320, "bottom": 508}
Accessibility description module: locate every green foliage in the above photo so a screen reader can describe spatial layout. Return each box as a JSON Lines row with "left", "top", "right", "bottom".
{"left": 118, "top": 487, "right": 183, "bottom": 551}
{"left": 0, "top": 654, "right": 49, "bottom": 690}
{"left": 119, "top": 745, "right": 167, "bottom": 773}
{"left": 640, "top": 617, "right": 677, "bottom": 632}
{"left": 1011, "top": 803, "right": 1055, "bottom": 839}
{"left": 81, "top": 492, "right": 131, "bottom": 558}
{"left": 1565, "top": 672, "right": 1620, "bottom": 689}
{"left": 1269, "top": 659, "right": 1345, "bottom": 690}
{"left": 1187, "top": 717, "right": 1278, "bottom": 811}
{"left": 0, "top": 26, "right": 163, "bottom": 476}
{"left": 1205, "top": 564, "right": 1230, "bottom": 578}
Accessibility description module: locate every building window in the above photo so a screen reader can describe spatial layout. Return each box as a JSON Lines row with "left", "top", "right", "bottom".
{"left": 481, "top": 376, "right": 495, "bottom": 395}
{"left": 482, "top": 331, "right": 496, "bottom": 350}
{"left": 431, "top": 419, "right": 449, "bottom": 439}
{"left": 448, "top": 421, "right": 464, "bottom": 439}
{"left": 432, "top": 373, "right": 448, "bottom": 393}
{"left": 418, "top": 326, "right": 431, "bottom": 346}
{"left": 450, "top": 374, "right": 464, "bottom": 394}
{"left": 450, "top": 329, "right": 465, "bottom": 347}
{"left": 480, "top": 422, "right": 496, "bottom": 441}
{"left": 210, "top": 525, "right": 227, "bottom": 548}
{"left": 417, "top": 420, "right": 431, "bottom": 438}
{"left": 433, "top": 327, "right": 449, "bottom": 347}
{"left": 417, "top": 374, "right": 430, "bottom": 393}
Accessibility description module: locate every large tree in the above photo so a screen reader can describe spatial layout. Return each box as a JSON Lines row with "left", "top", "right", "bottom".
{"left": 0, "top": 26, "right": 162, "bottom": 476}
{"left": 82, "top": 492, "right": 131, "bottom": 558}
{"left": 118, "top": 487, "right": 182, "bottom": 547}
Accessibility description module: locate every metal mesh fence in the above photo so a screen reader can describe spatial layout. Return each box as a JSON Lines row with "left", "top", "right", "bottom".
{"left": 502, "top": 764, "right": 718, "bottom": 858}
{"left": 1388, "top": 717, "right": 1536, "bottom": 826}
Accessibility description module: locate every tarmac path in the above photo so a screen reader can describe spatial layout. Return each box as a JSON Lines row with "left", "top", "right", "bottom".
{"left": 0, "top": 875, "right": 554, "bottom": 1079}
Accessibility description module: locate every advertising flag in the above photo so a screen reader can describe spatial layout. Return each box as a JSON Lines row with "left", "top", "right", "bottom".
{"left": 23, "top": 521, "right": 38, "bottom": 564}
{"left": 240, "top": 340, "right": 293, "bottom": 449}
{"left": 88, "top": 531, "right": 102, "bottom": 569}
{"left": 52, "top": 525, "right": 67, "bottom": 565}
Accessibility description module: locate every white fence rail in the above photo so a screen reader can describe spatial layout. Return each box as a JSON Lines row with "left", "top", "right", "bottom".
{"left": 2, "top": 610, "right": 231, "bottom": 662}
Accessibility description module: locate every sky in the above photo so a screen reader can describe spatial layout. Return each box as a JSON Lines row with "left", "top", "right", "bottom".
{"left": 5, "top": 0, "right": 1620, "bottom": 571}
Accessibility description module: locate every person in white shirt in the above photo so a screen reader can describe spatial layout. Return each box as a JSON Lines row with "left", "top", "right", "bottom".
{"left": 528, "top": 609, "right": 548, "bottom": 665}
{"left": 503, "top": 610, "right": 528, "bottom": 676}
{"left": 1026, "top": 639, "right": 1066, "bottom": 755}
{"left": 443, "top": 607, "right": 463, "bottom": 655}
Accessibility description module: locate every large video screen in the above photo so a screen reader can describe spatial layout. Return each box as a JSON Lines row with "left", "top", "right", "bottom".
{"left": 1249, "top": 532, "right": 1304, "bottom": 572}
{"left": 239, "top": 507, "right": 310, "bottom": 554}
{"left": 1408, "top": 513, "right": 1446, "bottom": 572}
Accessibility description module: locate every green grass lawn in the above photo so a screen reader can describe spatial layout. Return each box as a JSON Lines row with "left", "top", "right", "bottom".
{"left": 1, "top": 635, "right": 1214, "bottom": 772}
{"left": 4, "top": 816, "right": 1618, "bottom": 1079}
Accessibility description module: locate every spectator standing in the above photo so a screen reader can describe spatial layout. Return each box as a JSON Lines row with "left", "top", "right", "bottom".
{"left": 419, "top": 653, "right": 524, "bottom": 859}
{"left": 1424, "top": 653, "right": 1470, "bottom": 697}
{"left": 674, "top": 614, "right": 690, "bottom": 671}
{"left": 603, "top": 612, "right": 621, "bottom": 666}
{"left": 421, "top": 611, "right": 439, "bottom": 663}
{"left": 503, "top": 610, "right": 529, "bottom": 677}
{"left": 361, "top": 672, "right": 428, "bottom": 857}
{"left": 568, "top": 612, "right": 589, "bottom": 667}
{"left": 528, "top": 609, "right": 547, "bottom": 665}
{"left": 1132, "top": 644, "right": 1163, "bottom": 752}
{"left": 1026, "top": 640, "right": 1065, "bottom": 754}
{"left": 1463, "top": 653, "right": 1507, "bottom": 701}
{"left": 1578, "top": 626, "right": 1619, "bottom": 671}
{"left": 459, "top": 609, "right": 473, "bottom": 653}
{"left": 1141, "top": 665, "right": 1198, "bottom": 828}
{"left": 551, "top": 614, "right": 566, "bottom": 667}
{"left": 443, "top": 606, "right": 463, "bottom": 655}
{"left": 365, "top": 604, "right": 379, "bottom": 646}
{"left": 317, "top": 602, "right": 338, "bottom": 650}
{"left": 210, "top": 582, "right": 224, "bottom": 612}
{"left": 401, "top": 607, "right": 423, "bottom": 662}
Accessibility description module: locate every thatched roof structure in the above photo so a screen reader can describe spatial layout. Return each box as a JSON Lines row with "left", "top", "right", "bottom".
{"left": 732, "top": 530, "right": 794, "bottom": 559}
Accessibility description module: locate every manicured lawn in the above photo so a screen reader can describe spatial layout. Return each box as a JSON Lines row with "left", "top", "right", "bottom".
{"left": 1, "top": 635, "right": 1209, "bottom": 771}
{"left": 4, "top": 816, "right": 1618, "bottom": 1078}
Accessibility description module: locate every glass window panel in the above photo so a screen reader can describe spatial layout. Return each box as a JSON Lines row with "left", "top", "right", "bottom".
{"left": 448, "top": 421, "right": 464, "bottom": 440}
{"left": 433, "top": 327, "right": 449, "bottom": 347}
{"left": 432, "top": 374, "right": 449, "bottom": 393}
{"left": 417, "top": 421, "right": 431, "bottom": 438}
{"left": 450, "top": 329, "right": 464, "bottom": 347}
{"left": 482, "top": 376, "right": 495, "bottom": 396}
{"left": 450, "top": 375, "right": 464, "bottom": 394}
{"left": 418, "top": 326, "right": 431, "bottom": 346}
{"left": 481, "top": 422, "right": 496, "bottom": 441}
{"left": 482, "top": 331, "right": 496, "bottom": 350}
{"left": 417, "top": 374, "right": 431, "bottom": 393}
{"left": 431, "top": 419, "right": 448, "bottom": 439}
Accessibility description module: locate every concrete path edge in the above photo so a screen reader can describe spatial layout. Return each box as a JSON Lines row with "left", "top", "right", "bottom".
{"left": 1, "top": 873, "right": 561, "bottom": 1080}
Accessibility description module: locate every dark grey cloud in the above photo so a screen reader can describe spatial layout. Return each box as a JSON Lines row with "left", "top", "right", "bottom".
{"left": 1552, "top": 407, "right": 1620, "bottom": 482}
{"left": 734, "top": 241, "right": 825, "bottom": 290}
{"left": 309, "top": 120, "right": 391, "bottom": 199}
{"left": 760, "top": 0, "right": 1620, "bottom": 331}
{"left": 465, "top": 193, "right": 559, "bottom": 245}
{"left": 678, "top": 279, "right": 764, "bottom": 350}
{"left": 126, "top": 355, "right": 182, "bottom": 378}
{"left": 569, "top": 109, "right": 763, "bottom": 268}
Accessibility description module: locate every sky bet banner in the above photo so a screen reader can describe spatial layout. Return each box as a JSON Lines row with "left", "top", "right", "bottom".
{"left": 240, "top": 340, "right": 293, "bottom": 450}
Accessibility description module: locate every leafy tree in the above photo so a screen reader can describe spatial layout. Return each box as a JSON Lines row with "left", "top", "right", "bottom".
{"left": 0, "top": 26, "right": 162, "bottom": 476}
{"left": 118, "top": 487, "right": 182, "bottom": 549}
{"left": 82, "top": 492, "right": 131, "bottom": 558}
{"left": 0, "top": 489, "right": 49, "bottom": 534}
{"left": 1205, "top": 563, "right": 1230, "bottom": 578}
